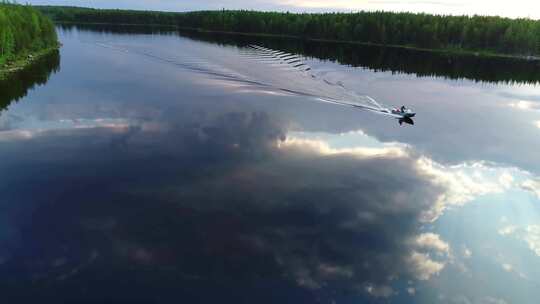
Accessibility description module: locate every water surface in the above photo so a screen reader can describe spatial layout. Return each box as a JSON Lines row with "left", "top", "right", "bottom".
{"left": 1, "top": 25, "right": 539, "bottom": 303}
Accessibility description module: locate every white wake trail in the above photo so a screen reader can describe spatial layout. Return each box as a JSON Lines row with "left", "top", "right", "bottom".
{"left": 241, "top": 45, "right": 389, "bottom": 114}
{"left": 95, "top": 40, "right": 395, "bottom": 116}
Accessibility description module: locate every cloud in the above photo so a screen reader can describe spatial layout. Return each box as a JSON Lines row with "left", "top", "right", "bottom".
{"left": 498, "top": 172, "right": 514, "bottom": 189}
{"left": 0, "top": 111, "right": 446, "bottom": 297}
{"left": 498, "top": 225, "right": 518, "bottom": 236}
{"left": 0, "top": 118, "right": 135, "bottom": 142}
{"left": 481, "top": 297, "right": 508, "bottom": 304}
{"left": 282, "top": 136, "right": 514, "bottom": 224}
{"left": 524, "top": 225, "right": 540, "bottom": 256}
{"left": 4, "top": 25, "right": 540, "bottom": 302}
{"left": 413, "top": 233, "right": 450, "bottom": 254}
{"left": 278, "top": 136, "right": 409, "bottom": 158}
{"left": 0, "top": 130, "right": 34, "bottom": 141}
{"left": 0, "top": 110, "right": 521, "bottom": 301}
{"left": 498, "top": 224, "right": 540, "bottom": 257}
{"left": 521, "top": 179, "right": 540, "bottom": 198}
{"left": 462, "top": 247, "right": 472, "bottom": 259}
{"left": 407, "top": 251, "right": 445, "bottom": 280}
{"left": 508, "top": 100, "right": 540, "bottom": 111}
{"left": 416, "top": 158, "right": 504, "bottom": 222}
{"left": 501, "top": 263, "right": 513, "bottom": 272}
{"left": 499, "top": 262, "right": 527, "bottom": 279}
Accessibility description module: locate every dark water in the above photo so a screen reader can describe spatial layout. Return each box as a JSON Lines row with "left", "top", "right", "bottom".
{"left": 1, "top": 25, "right": 540, "bottom": 303}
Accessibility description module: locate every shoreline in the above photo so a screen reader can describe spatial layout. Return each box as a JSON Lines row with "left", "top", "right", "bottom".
{"left": 0, "top": 45, "right": 61, "bottom": 80}
{"left": 181, "top": 27, "right": 540, "bottom": 61}
{"left": 55, "top": 21, "right": 540, "bottom": 62}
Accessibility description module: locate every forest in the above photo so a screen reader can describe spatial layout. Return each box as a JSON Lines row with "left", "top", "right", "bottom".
{"left": 38, "top": 6, "right": 540, "bottom": 57}
{"left": 174, "top": 28, "right": 540, "bottom": 84}
{"left": 59, "top": 23, "right": 540, "bottom": 84}
{"left": 0, "top": 2, "right": 58, "bottom": 69}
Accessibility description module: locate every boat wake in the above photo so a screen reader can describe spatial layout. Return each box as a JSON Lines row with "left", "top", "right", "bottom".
{"left": 241, "top": 45, "right": 386, "bottom": 112}
{"left": 95, "top": 41, "right": 397, "bottom": 118}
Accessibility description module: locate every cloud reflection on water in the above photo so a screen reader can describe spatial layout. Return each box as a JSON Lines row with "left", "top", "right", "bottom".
{"left": 0, "top": 108, "right": 533, "bottom": 302}
{"left": 1, "top": 27, "right": 540, "bottom": 303}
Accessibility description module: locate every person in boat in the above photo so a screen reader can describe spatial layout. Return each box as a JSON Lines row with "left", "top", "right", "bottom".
{"left": 400, "top": 106, "right": 406, "bottom": 113}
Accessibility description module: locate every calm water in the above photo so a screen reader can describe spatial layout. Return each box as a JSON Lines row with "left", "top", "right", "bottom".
{"left": 1, "top": 25, "right": 540, "bottom": 303}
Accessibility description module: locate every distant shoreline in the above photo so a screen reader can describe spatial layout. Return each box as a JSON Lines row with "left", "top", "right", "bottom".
{"left": 38, "top": 6, "right": 540, "bottom": 61}
{"left": 180, "top": 27, "right": 540, "bottom": 61}
{"left": 55, "top": 21, "right": 540, "bottom": 62}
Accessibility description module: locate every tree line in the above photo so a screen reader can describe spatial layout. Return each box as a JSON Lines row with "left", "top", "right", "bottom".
{"left": 57, "top": 23, "right": 540, "bottom": 84}
{"left": 173, "top": 28, "right": 540, "bottom": 84}
{"left": 0, "top": 2, "right": 58, "bottom": 66}
{"left": 38, "top": 6, "right": 540, "bottom": 57}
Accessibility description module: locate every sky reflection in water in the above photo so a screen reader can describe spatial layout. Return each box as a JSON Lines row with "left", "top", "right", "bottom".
{"left": 0, "top": 27, "right": 539, "bottom": 303}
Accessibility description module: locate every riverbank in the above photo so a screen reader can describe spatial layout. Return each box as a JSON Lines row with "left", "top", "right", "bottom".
{"left": 37, "top": 7, "right": 540, "bottom": 59}
{"left": 57, "top": 21, "right": 540, "bottom": 62}
{"left": 0, "top": 44, "right": 61, "bottom": 80}
{"left": 179, "top": 27, "right": 540, "bottom": 61}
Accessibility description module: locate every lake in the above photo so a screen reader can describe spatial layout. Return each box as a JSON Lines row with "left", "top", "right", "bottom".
{"left": 1, "top": 24, "right": 539, "bottom": 303}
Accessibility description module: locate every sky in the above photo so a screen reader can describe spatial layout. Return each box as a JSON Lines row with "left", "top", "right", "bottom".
{"left": 25, "top": 0, "right": 540, "bottom": 19}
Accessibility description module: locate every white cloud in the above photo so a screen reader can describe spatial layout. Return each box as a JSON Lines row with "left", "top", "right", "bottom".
{"left": 0, "top": 130, "right": 35, "bottom": 141}
{"left": 501, "top": 263, "right": 513, "bottom": 272}
{"left": 407, "top": 233, "right": 450, "bottom": 279}
{"left": 500, "top": 262, "right": 527, "bottom": 279}
{"left": 524, "top": 225, "right": 540, "bottom": 256}
{"left": 521, "top": 179, "right": 540, "bottom": 199}
{"left": 481, "top": 297, "right": 508, "bottom": 304}
{"left": 278, "top": 137, "right": 409, "bottom": 158}
{"left": 407, "top": 251, "right": 445, "bottom": 280}
{"left": 508, "top": 100, "right": 536, "bottom": 110}
{"left": 498, "top": 172, "right": 514, "bottom": 189}
{"left": 413, "top": 233, "right": 450, "bottom": 254}
{"left": 283, "top": 135, "right": 515, "bottom": 223}
{"left": 416, "top": 158, "right": 503, "bottom": 222}
{"left": 462, "top": 247, "right": 472, "bottom": 259}
{"left": 498, "top": 225, "right": 518, "bottom": 236}
{"left": 0, "top": 118, "right": 135, "bottom": 142}
{"left": 498, "top": 224, "right": 540, "bottom": 257}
